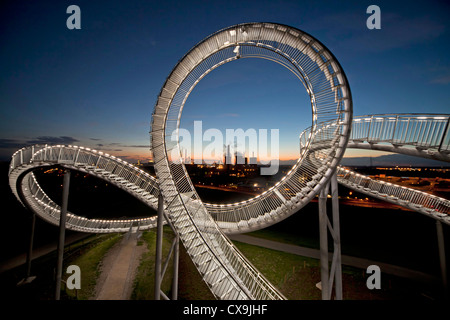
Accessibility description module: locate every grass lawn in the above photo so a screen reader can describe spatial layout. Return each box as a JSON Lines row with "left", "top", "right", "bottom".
{"left": 56, "top": 227, "right": 445, "bottom": 301}
{"left": 178, "top": 243, "right": 215, "bottom": 300}
{"left": 63, "top": 233, "right": 123, "bottom": 299}
{"left": 249, "top": 228, "right": 320, "bottom": 250}
{"left": 233, "top": 241, "right": 321, "bottom": 300}
{"left": 131, "top": 227, "right": 177, "bottom": 299}
{"left": 233, "top": 240, "right": 442, "bottom": 300}
{"left": 174, "top": 238, "right": 443, "bottom": 300}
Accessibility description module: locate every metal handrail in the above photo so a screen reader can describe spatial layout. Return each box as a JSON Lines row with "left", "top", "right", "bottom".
{"left": 350, "top": 114, "right": 450, "bottom": 150}
{"left": 9, "top": 145, "right": 160, "bottom": 233}
{"left": 151, "top": 22, "right": 352, "bottom": 300}
{"left": 337, "top": 167, "right": 450, "bottom": 224}
{"left": 300, "top": 115, "right": 450, "bottom": 158}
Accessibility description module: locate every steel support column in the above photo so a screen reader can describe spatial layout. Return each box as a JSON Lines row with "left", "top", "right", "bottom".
{"left": 154, "top": 193, "right": 180, "bottom": 300}
{"left": 55, "top": 169, "right": 70, "bottom": 300}
{"left": 17, "top": 212, "right": 37, "bottom": 286}
{"left": 172, "top": 234, "right": 179, "bottom": 300}
{"left": 436, "top": 220, "right": 448, "bottom": 298}
{"left": 330, "top": 174, "right": 343, "bottom": 300}
{"left": 318, "top": 183, "right": 330, "bottom": 300}
{"left": 154, "top": 193, "right": 164, "bottom": 300}
{"left": 26, "top": 212, "right": 36, "bottom": 279}
{"left": 318, "top": 172, "right": 343, "bottom": 300}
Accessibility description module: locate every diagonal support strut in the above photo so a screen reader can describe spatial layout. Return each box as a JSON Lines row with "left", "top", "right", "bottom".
{"left": 154, "top": 193, "right": 180, "bottom": 300}
{"left": 318, "top": 172, "right": 343, "bottom": 300}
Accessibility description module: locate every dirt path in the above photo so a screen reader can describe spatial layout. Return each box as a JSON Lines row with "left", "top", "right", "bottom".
{"left": 94, "top": 231, "right": 147, "bottom": 300}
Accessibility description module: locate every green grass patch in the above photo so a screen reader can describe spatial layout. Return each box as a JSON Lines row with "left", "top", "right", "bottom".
{"left": 63, "top": 233, "right": 123, "bottom": 300}
{"left": 131, "top": 228, "right": 175, "bottom": 300}
{"left": 247, "top": 229, "right": 319, "bottom": 249}
{"left": 233, "top": 241, "right": 322, "bottom": 300}
{"left": 177, "top": 244, "right": 215, "bottom": 300}
{"left": 232, "top": 240, "right": 438, "bottom": 300}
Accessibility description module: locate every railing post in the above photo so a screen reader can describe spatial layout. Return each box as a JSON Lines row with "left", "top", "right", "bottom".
{"left": 429, "top": 120, "right": 439, "bottom": 147}
{"left": 378, "top": 117, "right": 385, "bottom": 141}
{"left": 74, "top": 148, "right": 80, "bottom": 165}
{"left": 423, "top": 119, "right": 433, "bottom": 147}
{"left": 58, "top": 147, "right": 63, "bottom": 162}
{"left": 438, "top": 117, "right": 450, "bottom": 152}
{"left": 403, "top": 117, "right": 411, "bottom": 144}
{"left": 366, "top": 116, "right": 373, "bottom": 142}
{"left": 391, "top": 115, "right": 399, "bottom": 143}
{"left": 44, "top": 145, "right": 48, "bottom": 161}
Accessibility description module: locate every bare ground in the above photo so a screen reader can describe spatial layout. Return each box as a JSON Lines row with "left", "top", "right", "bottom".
{"left": 93, "top": 232, "right": 148, "bottom": 300}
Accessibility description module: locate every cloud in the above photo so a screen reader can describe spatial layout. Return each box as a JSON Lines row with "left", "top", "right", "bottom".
{"left": 94, "top": 146, "right": 122, "bottom": 152}
{"left": 431, "top": 75, "right": 450, "bottom": 84}
{"left": 430, "top": 73, "right": 450, "bottom": 84}
{"left": 313, "top": 11, "right": 446, "bottom": 54}
{"left": 0, "top": 137, "right": 148, "bottom": 161}
{"left": 368, "top": 14, "right": 446, "bottom": 51}
{"left": 0, "top": 136, "right": 78, "bottom": 160}
{"left": 118, "top": 154, "right": 153, "bottom": 164}
{"left": 93, "top": 142, "right": 149, "bottom": 149}
{"left": 26, "top": 136, "right": 79, "bottom": 145}
{"left": 426, "top": 63, "right": 450, "bottom": 85}
{"left": 0, "top": 138, "right": 25, "bottom": 149}
{"left": 128, "top": 145, "right": 150, "bottom": 148}
{"left": 90, "top": 142, "right": 122, "bottom": 150}
{"left": 218, "top": 113, "right": 240, "bottom": 118}
{"left": 0, "top": 136, "right": 80, "bottom": 149}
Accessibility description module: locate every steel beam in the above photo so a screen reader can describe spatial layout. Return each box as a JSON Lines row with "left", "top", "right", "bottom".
{"left": 318, "top": 173, "right": 343, "bottom": 300}
{"left": 318, "top": 183, "right": 330, "bottom": 300}
{"left": 330, "top": 174, "right": 343, "bottom": 300}
{"left": 55, "top": 169, "right": 71, "bottom": 300}
{"left": 154, "top": 193, "right": 180, "bottom": 300}
{"left": 436, "top": 220, "right": 448, "bottom": 298}
{"left": 154, "top": 193, "right": 164, "bottom": 300}
{"left": 26, "top": 213, "right": 36, "bottom": 279}
{"left": 17, "top": 213, "right": 37, "bottom": 286}
{"left": 172, "top": 234, "right": 179, "bottom": 300}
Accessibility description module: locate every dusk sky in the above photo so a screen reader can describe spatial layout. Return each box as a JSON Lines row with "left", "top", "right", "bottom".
{"left": 1, "top": 0, "right": 449, "bottom": 163}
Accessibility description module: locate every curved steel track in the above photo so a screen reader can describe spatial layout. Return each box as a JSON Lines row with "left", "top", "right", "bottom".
{"left": 7, "top": 22, "right": 450, "bottom": 300}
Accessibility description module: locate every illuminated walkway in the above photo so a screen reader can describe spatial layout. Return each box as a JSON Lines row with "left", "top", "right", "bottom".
{"left": 8, "top": 21, "right": 450, "bottom": 300}
{"left": 337, "top": 167, "right": 449, "bottom": 224}
{"left": 8, "top": 112, "right": 450, "bottom": 299}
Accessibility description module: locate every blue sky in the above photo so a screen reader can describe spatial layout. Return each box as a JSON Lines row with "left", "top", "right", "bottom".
{"left": 1, "top": 0, "right": 449, "bottom": 162}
